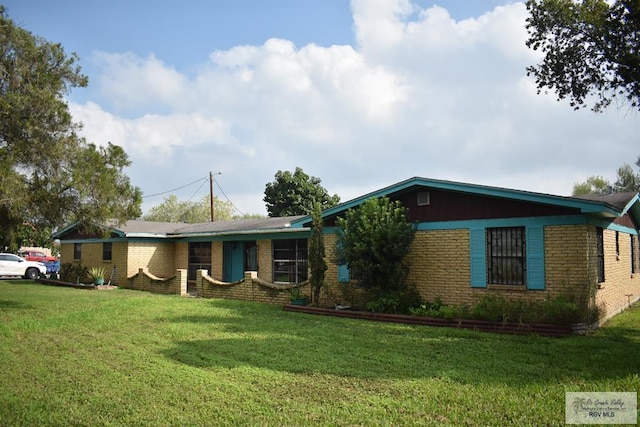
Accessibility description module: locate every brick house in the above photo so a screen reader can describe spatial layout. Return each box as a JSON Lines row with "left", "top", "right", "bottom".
{"left": 53, "top": 177, "right": 640, "bottom": 322}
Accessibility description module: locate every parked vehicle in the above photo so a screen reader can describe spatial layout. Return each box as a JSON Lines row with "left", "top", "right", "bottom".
{"left": 18, "top": 250, "right": 57, "bottom": 263}
{"left": 0, "top": 253, "right": 47, "bottom": 279}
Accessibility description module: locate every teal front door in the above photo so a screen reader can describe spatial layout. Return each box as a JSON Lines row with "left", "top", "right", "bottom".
{"left": 223, "top": 241, "right": 245, "bottom": 282}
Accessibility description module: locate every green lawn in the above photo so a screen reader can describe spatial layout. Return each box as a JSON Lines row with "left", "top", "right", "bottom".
{"left": 1, "top": 281, "right": 638, "bottom": 426}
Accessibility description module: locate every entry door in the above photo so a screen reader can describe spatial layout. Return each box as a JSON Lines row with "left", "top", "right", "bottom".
{"left": 223, "top": 241, "right": 245, "bottom": 282}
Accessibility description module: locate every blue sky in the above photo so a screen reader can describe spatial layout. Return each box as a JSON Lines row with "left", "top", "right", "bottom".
{"left": 4, "top": 0, "right": 638, "bottom": 216}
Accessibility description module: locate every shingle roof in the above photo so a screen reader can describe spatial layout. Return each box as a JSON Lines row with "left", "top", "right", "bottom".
{"left": 170, "top": 216, "right": 305, "bottom": 235}
{"left": 573, "top": 192, "right": 638, "bottom": 211}
{"left": 111, "top": 220, "right": 186, "bottom": 234}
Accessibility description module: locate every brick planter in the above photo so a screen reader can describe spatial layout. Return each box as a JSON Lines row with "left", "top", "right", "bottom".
{"left": 284, "top": 305, "right": 574, "bottom": 337}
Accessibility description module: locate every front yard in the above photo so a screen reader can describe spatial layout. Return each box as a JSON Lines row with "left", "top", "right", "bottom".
{"left": 0, "top": 281, "right": 638, "bottom": 426}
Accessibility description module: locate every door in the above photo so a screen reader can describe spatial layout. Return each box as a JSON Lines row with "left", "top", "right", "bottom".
{"left": 223, "top": 241, "right": 244, "bottom": 282}
{"left": 223, "top": 241, "right": 257, "bottom": 282}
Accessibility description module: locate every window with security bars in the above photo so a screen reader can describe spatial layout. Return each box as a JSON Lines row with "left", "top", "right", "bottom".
{"left": 273, "top": 238, "right": 308, "bottom": 284}
{"left": 596, "top": 228, "right": 605, "bottom": 283}
{"left": 486, "top": 227, "right": 526, "bottom": 285}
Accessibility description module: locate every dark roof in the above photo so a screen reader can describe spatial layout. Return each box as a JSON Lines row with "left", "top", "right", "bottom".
{"left": 574, "top": 192, "right": 638, "bottom": 211}
{"left": 53, "top": 216, "right": 307, "bottom": 240}
{"left": 111, "top": 220, "right": 186, "bottom": 235}
{"left": 170, "top": 216, "right": 305, "bottom": 235}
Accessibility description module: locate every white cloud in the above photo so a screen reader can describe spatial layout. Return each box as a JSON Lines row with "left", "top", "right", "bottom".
{"left": 70, "top": 0, "right": 639, "bottom": 216}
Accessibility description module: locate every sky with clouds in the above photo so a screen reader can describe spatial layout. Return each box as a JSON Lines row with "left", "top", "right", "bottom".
{"left": 4, "top": 0, "right": 639, "bottom": 216}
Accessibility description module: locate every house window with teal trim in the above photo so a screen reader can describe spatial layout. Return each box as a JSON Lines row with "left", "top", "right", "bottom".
{"left": 102, "top": 242, "right": 112, "bottom": 261}
{"left": 486, "top": 227, "right": 526, "bottom": 286}
{"left": 273, "top": 238, "right": 308, "bottom": 284}
{"left": 73, "top": 243, "right": 82, "bottom": 261}
{"left": 596, "top": 228, "right": 605, "bottom": 283}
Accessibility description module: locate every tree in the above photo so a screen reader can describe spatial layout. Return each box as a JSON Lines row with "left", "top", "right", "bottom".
{"left": 526, "top": 0, "right": 640, "bottom": 112}
{"left": 0, "top": 7, "right": 141, "bottom": 250}
{"left": 572, "top": 175, "right": 612, "bottom": 195}
{"left": 334, "top": 197, "right": 416, "bottom": 293}
{"left": 613, "top": 162, "right": 640, "bottom": 192}
{"left": 308, "top": 202, "right": 327, "bottom": 306}
{"left": 573, "top": 156, "right": 640, "bottom": 195}
{"left": 143, "top": 194, "right": 236, "bottom": 223}
{"left": 263, "top": 167, "right": 340, "bottom": 217}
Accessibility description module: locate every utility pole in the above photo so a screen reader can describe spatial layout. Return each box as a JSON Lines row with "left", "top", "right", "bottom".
{"left": 209, "top": 171, "right": 221, "bottom": 221}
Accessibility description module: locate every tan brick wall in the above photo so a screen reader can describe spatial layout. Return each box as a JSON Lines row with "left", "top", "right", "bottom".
{"left": 405, "top": 229, "right": 473, "bottom": 305}
{"left": 544, "top": 225, "right": 591, "bottom": 295}
{"left": 595, "top": 228, "right": 640, "bottom": 321}
{"left": 174, "top": 242, "right": 188, "bottom": 271}
{"left": 257, "top": 240, "right": 272, "bottom": 282}
{"left": 59, "top": 243, "right": 73, "bottom": 265}
{"left": 197, "top": 271, "right": 310, "bottom": 305}
{"left": 210, "top": 241, "right": 223, "bottom": 279}
{"left": 126, "top": 241, "right": 175, "bottom": 277}
{"left": 126, "top": 268, "right": 187, "bottom": 295}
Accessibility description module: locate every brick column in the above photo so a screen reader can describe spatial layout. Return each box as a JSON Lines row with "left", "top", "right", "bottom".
{"left": 176, "top": 269, "right": 187, "bottom": 295}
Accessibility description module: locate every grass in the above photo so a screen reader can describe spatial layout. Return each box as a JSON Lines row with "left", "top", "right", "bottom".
{"left": 0, "top": 281, "right": 639, "bottom": 426}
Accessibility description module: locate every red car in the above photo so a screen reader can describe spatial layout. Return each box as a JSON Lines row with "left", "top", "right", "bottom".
{"left": 18, "top": 250, "right": 57, "bottom": 263}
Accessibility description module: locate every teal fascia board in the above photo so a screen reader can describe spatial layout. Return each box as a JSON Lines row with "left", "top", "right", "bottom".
{"left": 588, "top": 217, "right": 639, "bottom": 235}
{"left": 173, "top": 230, "right": 310, "bottom": 242}
{"left": 415, "top": 214, "right": 589, "bottom": 231}
{"left": 60, "top": 237, "right": 165, "bottom": 244}
{"left": 620, "top": 193, "right": 640, "bottom": 221}
{"left": 52, "top": 222, "right": 128, "bottom": 239}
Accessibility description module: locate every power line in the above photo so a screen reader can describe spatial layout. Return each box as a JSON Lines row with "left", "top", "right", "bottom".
{"left": 186, "top": 178, "right": 208, "bottom": 202}
{"left": 214, "top": 179, "right": 245, "bottom": 216}
{"left": 142, "top": 177, "right": 208, "bottom": 199}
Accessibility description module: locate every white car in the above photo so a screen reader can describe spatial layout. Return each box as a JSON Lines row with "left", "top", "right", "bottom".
{"left": 0, "top": 253, "right": 47, "bottom": 279}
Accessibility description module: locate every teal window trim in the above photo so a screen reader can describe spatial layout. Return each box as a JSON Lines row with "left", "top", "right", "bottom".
{"left": 470, "top": 228, "right": 486, "bottom": 288}
{"left": 526, "top": 226, "right": 545, "bottom": 290}
{"left": 338, "top": 263, "right": 350, "bottom": 283}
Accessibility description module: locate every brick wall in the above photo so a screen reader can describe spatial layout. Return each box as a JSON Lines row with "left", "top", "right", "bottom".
{"left": 126, "top": 241, "right": 175, "bottom": 277}
{"left": 197, "top": 271, "right": 310, "bottom": 305}
{"left": 211, "top": 241, "right": 223, "bottom": 280}
{"left": 595, "top": 228, "right": 640, "bottom": 321}
{"left": 126, "top": 268, "right": 187, "bottom": 295}
{"left": 257, "top": 239, "right": 272, "bottom": 281}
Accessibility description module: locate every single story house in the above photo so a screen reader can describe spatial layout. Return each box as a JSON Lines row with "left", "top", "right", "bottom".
{"left": 53, "top": 177, "right": 640, "bottom": 323}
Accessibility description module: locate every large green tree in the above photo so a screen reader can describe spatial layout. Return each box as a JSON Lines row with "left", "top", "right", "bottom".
{"left": 0, "top": 7, "right": 141, "bottom": 250}
{"left": 143, "top": 194, "right": 236, "bottom": 223}
{"left": 526, "top": 0, "right": 640, "bottom": 112}
{"left": 263, "top": 167, "right": 340, "bottom": 217}
{"left": 573, "top": 156, "right": 640, "bottom": 195}
{"left": 334, "top": 197, "right": 416, "bottom": 293}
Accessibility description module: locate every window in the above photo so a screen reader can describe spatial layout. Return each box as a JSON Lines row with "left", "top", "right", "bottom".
{"left": 631, "top": 235, "right": 637, "bottom": 274}
{"left": 417, "top": 191, "right": 430, "bottom": 206}
{"left": 273, "top": 238, "right": 308, "bottom": 284}
{"left": 102, "top": 242, "right": 112, "bottom": 261}
{"left": 188, "top": 242, "right": 211, "bottom": 281}
{"left": 486, "top": 227, "right": 526, "bottom": 285}
{"left": 596, "top": 228, "right": 605, "bottom": 283}
{"left": 73, "top": 243, "right": 82, "bottom": 260}
{"left": 615, "top": 231, "right": 620, "bottom": 258}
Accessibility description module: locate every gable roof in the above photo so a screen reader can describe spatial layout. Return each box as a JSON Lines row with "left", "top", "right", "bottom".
{"left": 53, "top": 216, "right": 306, "bottom": 240}
{"left": 169, "top": 216, "right": 305, "bottom": 237}
{"left": 291, "top": 177, "right": 639, "bottom": 228}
